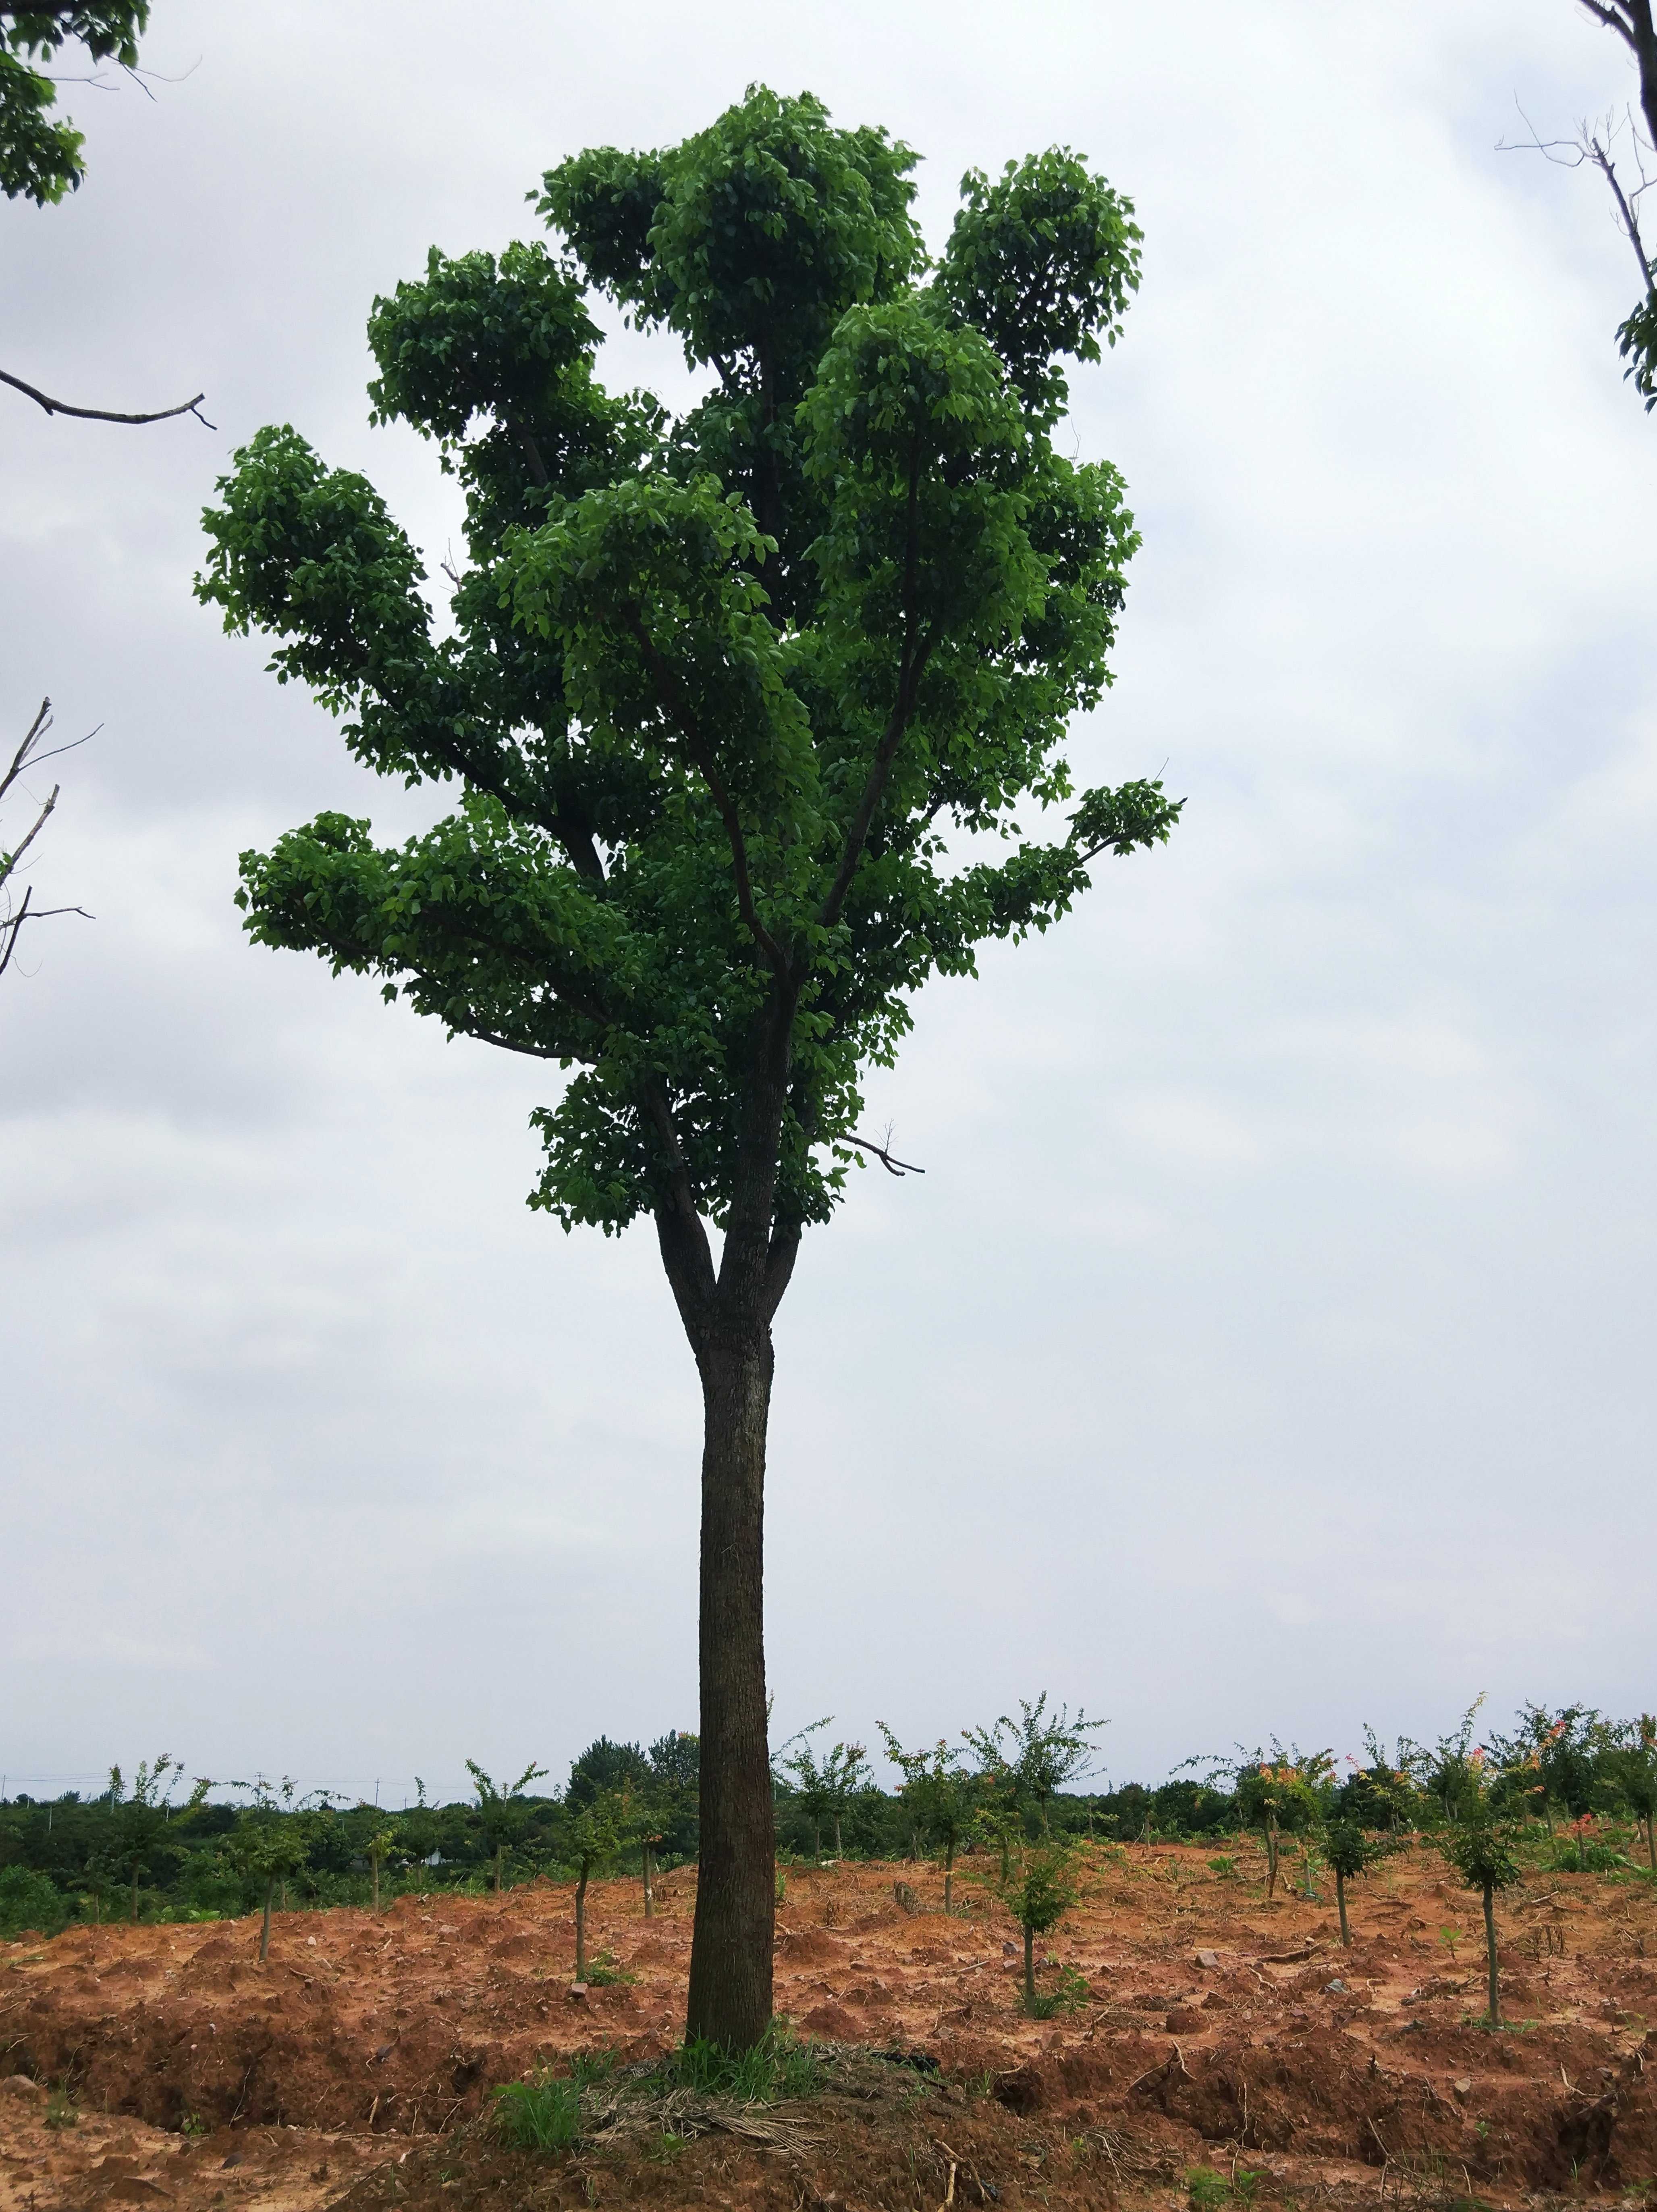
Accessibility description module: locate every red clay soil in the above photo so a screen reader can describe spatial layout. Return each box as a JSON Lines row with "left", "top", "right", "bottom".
{"left": 5, "top": 1841, "right": 1657, "bottom": 2211}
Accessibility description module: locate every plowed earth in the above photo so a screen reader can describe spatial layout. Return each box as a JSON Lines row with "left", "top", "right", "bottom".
{"left": 5, "top": 1844, "right": 1657, "bottom": 2212}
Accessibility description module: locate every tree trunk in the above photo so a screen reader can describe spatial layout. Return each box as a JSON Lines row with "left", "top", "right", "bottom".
{"left": 643, "top": 1842, "right": 654, "bottom": 1920}
{"left": 944, "top": 1837, "right": 955, "bottom": 1916}
{"left": 1336, "top": 1866, "right": 1349, "bottom": 1946}
{"left": 1646, "top": 1814, "right": 1656, "bottom": 1876}
{"left": 372, "top": 1855, "right": 381, "bottom": 1914}
{"left": 130, "top": 1865, "right": 140, "bottom": 1923}
{"left": 684, "top": 1336, "right": 776, "bottom": 2051}
{"left": 833, "top": 1814, "right": 843, "bottom": 1858}
{"left": 1482, "top": 1878, "right": 1499, "bottom": 2024}
{"left": 260, "top": 1877, "right": 274, "bottom": 1963}
{"left": 494, "top": 1844, "right": 503, "bottom": 1897}
{"left": 1265, "top": 1820, "right": 1279, "bottom": 1898}
{"left": 575, "top": 1865, "right": 588, "bottom": 1980}
{"left": 1023, "top": 1922, "right": 1036, "bottom": 2013}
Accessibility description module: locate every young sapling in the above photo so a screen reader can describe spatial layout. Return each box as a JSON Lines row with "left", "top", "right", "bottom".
{"left": 565, "top": 1794, "right": 623, "bottom": 1982}
{"left": 988, "top": 1836, "right": 1080, "bottom": 2015}
{"left": 1323, "top": 1819, "right": 1395, "bottom": 1946}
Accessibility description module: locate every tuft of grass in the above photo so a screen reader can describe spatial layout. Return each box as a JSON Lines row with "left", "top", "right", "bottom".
{"left": 44, "top": 2085, "right": 79, "bottom": 2131}
{"left": 668, "top": 2022, "right": 823, "bottom": 2104}
{"left": 1027, "top": 1963, "right": 1091, "bottom": 2020}
{"left": 491, "top": 2076, "right": 582, "bottom": 2153}
{"left": 1188, "top": 2165, "right": 1265, "bottom": 2210}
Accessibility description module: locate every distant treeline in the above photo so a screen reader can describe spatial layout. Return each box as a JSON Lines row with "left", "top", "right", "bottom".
{"left": 2, "top": 1697, "right": 1650, "bottom": 1939}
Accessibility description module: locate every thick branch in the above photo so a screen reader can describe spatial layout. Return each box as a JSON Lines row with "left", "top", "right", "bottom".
{"left": 1579, "top": 0, "right": 1657, "bottom": 151}
{"left": 624, "top": 612, "right": 788, "bottom": 975}
{"left": 816, "top": 437, "right": 934, "bottom": 931}
{"left": 644, "top": 1081, "right": 717, "bottom": 1332}
{"left": 0, "top": 368, "right": 212, "bottom": 428}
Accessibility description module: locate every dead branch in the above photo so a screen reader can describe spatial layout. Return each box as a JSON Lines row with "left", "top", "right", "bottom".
{"left": 847, "top": 1133, "right": 926, "bottom": 1177}
{"left": 0, "top": 366, "right": 214, "bottom": 428}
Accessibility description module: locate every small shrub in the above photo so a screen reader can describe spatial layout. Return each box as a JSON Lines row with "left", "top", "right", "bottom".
{"left": 583, "top": 1948, "right": 633, "bottom": 1987}
{"left": 492, "top": 2076, "right": 581, "bottom": 2152}
{"left": 1028, "top": 1963, "right": 1090, "bottom": 2019}
{"left": 1188, "top": 2165, "right": 1264, "bottom": 2210}
{"left": 44, "top": 2085, "right": 79, "bottom": 2131}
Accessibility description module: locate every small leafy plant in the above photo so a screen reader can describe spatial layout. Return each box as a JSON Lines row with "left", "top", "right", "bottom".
{"left": 492, "top": 2075, "right": 582, "bottom": 2152}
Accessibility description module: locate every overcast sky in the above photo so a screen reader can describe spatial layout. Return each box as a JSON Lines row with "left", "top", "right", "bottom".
{"left": 3, "top": 1, "right": 1653, "bottom": 1809}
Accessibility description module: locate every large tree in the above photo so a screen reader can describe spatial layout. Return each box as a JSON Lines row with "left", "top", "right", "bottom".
{"left": 195, "top": 87, "right": 1179, "bottom": 2050}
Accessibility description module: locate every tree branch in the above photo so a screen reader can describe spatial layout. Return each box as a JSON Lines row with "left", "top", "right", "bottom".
{"left": 623, "top": 610, "right": 789, "bottom": 975}
{"left": 0, "top": 782, "right": 60, "bottom": 892}
{"left": 1, "top": 699, "right": 54, "bottom": 806}
{"left": 0, "top": 368, "right": 213, "bottom": 428}
{"left": 816, "top": 435, "right": 935, "bottom": 932}
{"left": 644, "top": 1080, "right": 717, "bottom": 1330}
{"left": 1590, "top": 131, "right": 1655, "bottom": 282}
{"left": 845, "top": 1132, "right": 926, "bottom": 1177}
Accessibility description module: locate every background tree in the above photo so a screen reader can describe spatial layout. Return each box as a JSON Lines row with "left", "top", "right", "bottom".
{"left": 646, "top": 1729, "right": 700, "bottom": 1863}
{"left": 196, "top": 86, "right": 1175, "bottom": 2050}
{"left": 464, "top": 1758, "right": 548, "bottom": 1896}
{"left": 1603, "top": 1715, "right": 1657, "bottom": 1871}
{"left": 566, "top": 1736, "right": 651, "bottom": 1809}
{"left": 877, "top": 1725, "right": 980, "bottom": 1911}
{"left": 0, "top": 4, "right": 206, "bottom": 424}
{"left": 105, "top": 1754, "right": 205, "bottom": 1922}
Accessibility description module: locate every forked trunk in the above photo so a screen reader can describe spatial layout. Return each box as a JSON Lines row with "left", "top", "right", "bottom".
{"left": 1482, "top": 1877, "right": 1500, "bottom": 2023}
{"left": 684, "top": 1335, "right": 775, "bottom": 2050}
{"left": 575, "top": 1865, "right": 588, "bottom": 1980}
{"left": 1335, "top": 1867, "right": 1350, "bottom": 1946}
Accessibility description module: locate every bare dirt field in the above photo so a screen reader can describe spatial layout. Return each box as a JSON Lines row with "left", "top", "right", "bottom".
{"left": 5, "top": 1840, "right": 1657, "bottom": 2211}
